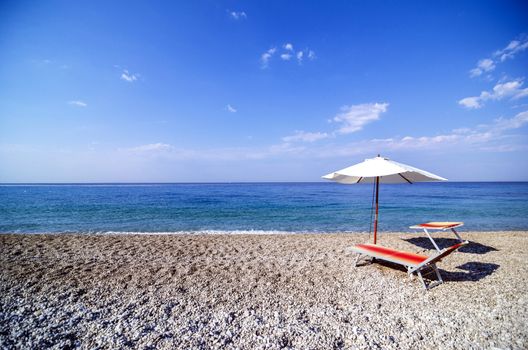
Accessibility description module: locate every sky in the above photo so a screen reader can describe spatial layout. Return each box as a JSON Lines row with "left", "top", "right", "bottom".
{"left": 1, "top": 0, "right": 527, "bottom": 182}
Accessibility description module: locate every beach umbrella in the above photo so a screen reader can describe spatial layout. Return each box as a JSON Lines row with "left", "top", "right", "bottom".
{"left": 322, "top": 155, "right": 447, "bottom": 244}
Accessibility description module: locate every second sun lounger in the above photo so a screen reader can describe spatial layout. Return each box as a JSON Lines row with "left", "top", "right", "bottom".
{"left": 409, "top": 221, "right": 464, "bottom": 251}
{"left": 350, "top": 240, "right": 469, "bottom": 289}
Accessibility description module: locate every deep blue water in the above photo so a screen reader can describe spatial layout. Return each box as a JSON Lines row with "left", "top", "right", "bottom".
{"left": 0, "top": 182, "right": 527, "bottom": 234}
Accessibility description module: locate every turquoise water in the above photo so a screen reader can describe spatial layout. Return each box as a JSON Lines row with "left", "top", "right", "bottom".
{"left": 0, "top": 182, "right": 527, "bottom": 234}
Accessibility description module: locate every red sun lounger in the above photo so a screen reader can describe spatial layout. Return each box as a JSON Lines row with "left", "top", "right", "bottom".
{"left": 409, "top": 222, "right": 464, "bottom": 252}
{"left": 350, "top": 241, "right": 469, "bottom": 289}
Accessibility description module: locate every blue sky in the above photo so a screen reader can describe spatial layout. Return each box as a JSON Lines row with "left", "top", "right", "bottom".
{"left": 1, "top": 0, "right": 527, "bottom": 182}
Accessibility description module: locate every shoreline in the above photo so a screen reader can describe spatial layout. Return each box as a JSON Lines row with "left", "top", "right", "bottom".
{"left": 1, "top": 231, "right": 527, "bottom": 348}
{"left": 1, "top": 230, "right": 527, "bottom": 236}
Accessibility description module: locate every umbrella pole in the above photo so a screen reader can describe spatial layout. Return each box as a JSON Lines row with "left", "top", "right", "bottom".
{"left": 373, "top": 176, "right": 379, "bottom": 244}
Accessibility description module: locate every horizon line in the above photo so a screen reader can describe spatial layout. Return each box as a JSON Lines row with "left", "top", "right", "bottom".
{"left": 1, "top": 181, "right": 527, "bottom": 185}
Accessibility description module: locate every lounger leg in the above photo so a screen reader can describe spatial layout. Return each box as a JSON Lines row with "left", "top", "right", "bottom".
{"left": 423, "top": 228, "right": 441, "bottom": 251}
{"left": 418, "top": 265, "right": 443, "bottom": 290}
{"left": 354, "top": 253, "right": 374, "bottom": 267}
{"left": 433, "top": 264, "right": 443, "bottom": 284}
{"left": 354, "top": 254, "right": 361, "bottom": 267}
{"left": 416, "top": 270, "right": 427, "bottom": 289}
{"left": 451, "top": 228, "right": 463, "bottom": 242}
{"left": 407, "top": 266, "right": 414, "bottom": 280}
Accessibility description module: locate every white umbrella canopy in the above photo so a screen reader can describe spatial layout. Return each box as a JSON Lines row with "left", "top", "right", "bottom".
{"left": 322, "top": 156, "right": 447, "bottom": 184}
{"left": 322, "top": 155, "right": 447, "bottom": 244}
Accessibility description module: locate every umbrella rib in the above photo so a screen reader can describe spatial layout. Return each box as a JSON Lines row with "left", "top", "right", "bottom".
{"left": 399, "top": 173, "right": 413, "bottom": 184}
{"left": 356, "top": 177, "right": 363, "bottom": 183}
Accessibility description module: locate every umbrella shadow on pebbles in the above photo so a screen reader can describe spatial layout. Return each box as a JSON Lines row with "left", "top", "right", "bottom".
{"left": 403, "top": 237, "right": 498, "bottom": 254}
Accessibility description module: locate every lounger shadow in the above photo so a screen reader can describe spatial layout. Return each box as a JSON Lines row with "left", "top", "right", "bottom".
{"left": 439, "top": 262, "right": 500, "bottom": 282}
{"left": 350, "top": 241, "right": 469, "bottom": 290}
{"left": 403, "top": 237, "right": 498, "bottom": 254}
{"left": 370, "top": 261, "right": 500, "bottom": 284}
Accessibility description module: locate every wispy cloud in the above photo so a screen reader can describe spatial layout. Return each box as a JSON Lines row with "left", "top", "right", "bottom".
{"left": 293, "top": 110, "right": 528, "bottom": 156}
{"left": 226, "top": 104, "right": 237, "bottom": 113}
{"left": 260, "top": 43, "right": 315, "bottom": 68}
{"left": 282, "top": 131, "right": 329, "bottom": 143}
{"left": 296, "top": 49, "right": 315, "bottom": 64}
{"left": 370, "top": 110, "right": 528, "bottom": 151}
{"left": 280, "top": 102, "right": 388, "bottom": 145}
{"left": 121, "top": 69, "right": 138, "bottom": 82}
{"left": 469, "top": 58, "right": 495, "bottom": 77}
{"left": 122, "top": 143, "right": 174, "bottom": 154}
{"left": 118, "top": 108, "right": 528, "bottom": 163}
{"left": 494, "top": 36, "right": 528, "bottom": 62}
{"left": 260, "top": 48, "right": 276, "bottom": 68}
{"left": 229, "top": 11, "right": 247, "bottom": 20}
{"left": 68, "top": 100, "right": 87, "bottom": 107}
{"left": 332, "top": 103, "right": 389, "bottom": 134}
{"left": 306, "top": 109, "right": 528, "bottom": 158}
{"left": 10, "top": 108, "right": 526, "bottom": 179}
{"left": 459, "top": 79, "right": 528, "bottom": 109}
{"left": 493, "top": 110, "right": 528, "bottom": 130}
{"left": 458, "top": 96, "right": 481, "bottom": 109}
{"left": 469, "top": 35, "right": 528, "bottom": 78}
{"left": 114, "top": 66, "right": 140, "bottom": 82}
{"left": 296, "top": 51, "right": 303, "bottom": 62}
{"left": 118, "top": 141, "right": 306, "bottom": 161}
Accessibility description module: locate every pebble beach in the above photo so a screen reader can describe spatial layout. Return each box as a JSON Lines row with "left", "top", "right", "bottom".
{"left": 1, "top": 231, "right": 527, "bottom": 349}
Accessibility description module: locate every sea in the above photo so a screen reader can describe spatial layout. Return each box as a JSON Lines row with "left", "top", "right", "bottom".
{"left": 0, "top": 182, "right": 527, "bottom": 234}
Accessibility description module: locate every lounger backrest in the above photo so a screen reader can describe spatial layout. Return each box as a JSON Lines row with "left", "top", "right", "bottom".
{"left": 409, "top": 240, "right": 469, "bottom": 273}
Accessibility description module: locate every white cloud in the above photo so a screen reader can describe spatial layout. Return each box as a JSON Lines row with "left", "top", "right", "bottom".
{"left": 469, "top": 58, "right": 495, "bottom": 77}
{"left": 280, "top": 102, "right": 387, "bottom": 145}
{"left": 459, "top": 79, "right": 528, "bottom": 109}
{"left": 282, "top": 131, "right": 329, "bottom": 143}
{"left": 305, "top": 110, "right": 528, "bottom": 158}
{"left": 123, "top": 143, "right": 174, "bottom": 153}
{"left": 493, "top": 110, "right": 528, "bottom": 131}
{"left": 260, "top": 48, "right": 276, "bottom": 68}
{"left": 296, "top": 51, "right": 303, "bottom": 62}
{"left": 491, "top": 80, "right": 528, "bottom": 99}
{"left": 468, "top": 36, "right": 528, "bottom": 79}
{"left": 333, "top": 102, "right": 389, "bottom": 134}
{"left": 229, "top": 11, "right": 247, "bottom": 20}
{"left": 226, "top": 104, "right": 237, "bottom": 113}
{"left": 120, "top": 69, "right": 139, "bottom": 82}
{"left": 494, "top": 37, "right": 528, "bottom": 62}
{"left": 260, "top": 44, "right": 315, "bottom": 67}
{"left": 68, "top": 100, "right": 87, "bottom": 107}
{"left": 283, "top": 43, "right": 293, "bottom": 51}
{"left": 374, "top": 110, "right": 528, "bottom": 151}
{"left": 458, "top": 96, "right": 482, "bottom": 109}
{"left": 116, "top": 141, "right": 307, "bottom": 161}
{"left": 296, "top": 49, "right": 315, "bottom": 63}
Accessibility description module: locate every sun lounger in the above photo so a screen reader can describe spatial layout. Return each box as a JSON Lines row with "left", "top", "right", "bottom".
{"left": 350, "top": 240, "right": 469, "bottom": 289}
{"left": 409, "top": 222, "right": 464, "bottom": 251}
